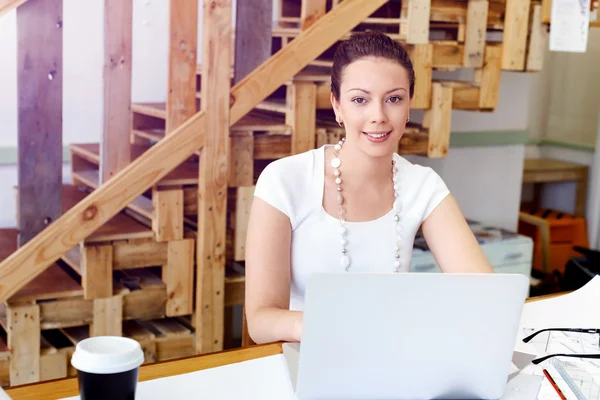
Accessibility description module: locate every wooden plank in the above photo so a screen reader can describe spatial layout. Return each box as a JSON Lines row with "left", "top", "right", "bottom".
{"left": 301, "top": 0, "right": 327, "bottom": 30}
{"left": 122, "top": 288, "right": 167, "bottom": 321}
{"left": 101, "top": 0, "right": 132, "bottom": 183}
{"left": 315, "top": 84, "right": 331, "bottom": 109}
{"left": 197, "top": 0, "right": 232, "bottom": 354}
{"left": 39, "top": 298, "right": 93, "bottom": 330}
{"left": 463, "top": 0, "right": 488, "bottom": 68}
{"left": 0, "top": 0, "right": 390, "bottom": 305}
{"left": 432, "top": 42, "right": 465, "bottom": 68}
{"left": 476, "top": 44, "right": 502, "bottom": 109}
{"left": 132, "top": 103, "right": 167, "bottom": 119}
{"left": 407, "top": 0, "right": 431, "bottom": 44}
{"left": 451, "top": 86, "right": 480, "bottom": 109}
{"left": 233, "top": 187, "right": 254, "bottom": 262}
{"left": 502, "top": 0, "right": 531, "bottom": 70}
{"left": 165, "top": 239, "right": 194, "bottom": 317}
{"left": 40, "top": 351, "right": 67, "bottom": 382}
{"left": 113, "top": 239, "right": 169, "bottom": 270}
{"left": 166, "top": 0, "right": 198, "bottom": 133}
{"left": 426, "top": 83, "right": 452, "bottom": 158}
{"left": 16, "top": 0, "right": 63, "bottom": 246}
{"left": 234, "top": 0, "right": 272, "bottom": 84}
{"left": 152, "top": 189, "right": 184, "bottom": 242}
{"left": 541, "top": 0, "right": 551, "bottom": 23}
{"left": 224, "top": 273, "right": 245, "bottom": 306}
{"left": 91, "top": 295, "right": 122, "bottom": 336}
{"left": 0, "top": 0, "right": 28, "bottom": 17}
{"left": 81, "top": 244, "right": 113, "bottom": 300}
{"left": 254, "top": 135, "right": 291, "bottom": 159}
{"left": 287, "top": 81, "right": 317, "bottom": 154}
{"left": 408, "top": 44, "right": 433, "bottom": 109}
{"left": 8, "top": 303, "right": 40, "bottom": 385}
{"left": 229, "top": 135, "right": 254, "bottom": 187}
{"left": 526, "top": 4, "right": 546, "bottom": 72}
{"left": 9, "top": 265, "right": 82, "bottom": 303}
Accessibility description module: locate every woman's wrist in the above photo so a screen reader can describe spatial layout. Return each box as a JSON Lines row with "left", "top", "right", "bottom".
{"left": 292, "top": 312, "right": 303, "bottom": 342}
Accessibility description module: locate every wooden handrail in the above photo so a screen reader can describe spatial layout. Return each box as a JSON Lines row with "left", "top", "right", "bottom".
{"left": 0, "top": 0, "right": 388, "bottom": 303}
{"left": 0, "top": 0, "right": 29, "bottom": 18}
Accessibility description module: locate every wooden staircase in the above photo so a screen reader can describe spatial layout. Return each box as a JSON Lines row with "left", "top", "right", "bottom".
{"left": 0, "top": 0, "right": 553, "bottom": 387}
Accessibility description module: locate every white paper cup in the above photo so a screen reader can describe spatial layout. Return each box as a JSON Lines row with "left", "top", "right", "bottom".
{"left": 71, "top": 336, "right": 144, "bottom": 400}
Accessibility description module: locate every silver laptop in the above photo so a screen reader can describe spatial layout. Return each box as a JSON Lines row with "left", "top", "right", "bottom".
{"left": 284, "top": 272, "right": 531, "bottom": 400}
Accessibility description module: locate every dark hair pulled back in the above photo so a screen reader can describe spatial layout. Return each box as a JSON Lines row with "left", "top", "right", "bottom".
{"left": 331, "top": 31, "right": 415, "bottom": 101}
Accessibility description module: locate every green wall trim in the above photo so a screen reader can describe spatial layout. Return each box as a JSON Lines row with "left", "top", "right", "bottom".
{"left": 538, "top": 138, "right": 596, "bottom": 153}
{"left": 0, "top": 133, "right": 594, "bottom": 165}
{"left": 0, "top": 146, "right": 71, "bottom": 165}
{"left": 449, "top": 130, "right": 530, "bottom": 147}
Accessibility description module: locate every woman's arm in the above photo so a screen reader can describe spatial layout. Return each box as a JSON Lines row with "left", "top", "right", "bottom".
{"left": 244, "top": 197, "right": 303, "bottom": 344}
{"left": 421, "top": 194, "right": 494, "bottom": 273}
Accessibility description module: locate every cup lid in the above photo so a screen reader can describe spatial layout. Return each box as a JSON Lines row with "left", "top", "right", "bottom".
{"left": 71, "top": 336, "right": 145, "bottom": 374}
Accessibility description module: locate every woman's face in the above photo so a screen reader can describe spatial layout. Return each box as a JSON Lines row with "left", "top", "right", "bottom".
{"left": 332, "top": 56, "right": 411, "bottom": 158}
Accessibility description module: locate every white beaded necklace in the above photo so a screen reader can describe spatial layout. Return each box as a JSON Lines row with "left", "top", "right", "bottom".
{"left": 330, "top": 138, "right": 403, "bottom": 272}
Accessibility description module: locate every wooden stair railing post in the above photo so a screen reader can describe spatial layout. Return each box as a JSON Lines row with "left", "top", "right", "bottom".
{"left": 502, "top": 0, "right": 532, "bottom": 70}
{"left": 16, "top": 0, "right": 63, "bottom": 247}
{"left": 151, "top": 0, "right": 199, "bottom": 244}
{"left": 225, "top": 0, "right": 273, "bottom": 348}
{"left": 0, "top": 0, "right": 391, "bottom": 307}
{"left": 101, "top": 0, "right": 133, "bottom": 183}
{"left": 196, "top": 0, "right": 233, "bottom": 354}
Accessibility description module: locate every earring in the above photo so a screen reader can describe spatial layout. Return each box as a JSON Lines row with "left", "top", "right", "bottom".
{"left": 337, "top": 118, "right": 344, "bottom": 127}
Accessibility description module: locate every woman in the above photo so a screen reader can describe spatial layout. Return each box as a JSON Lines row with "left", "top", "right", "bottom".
{"left": 244, "top": 31, "right": 493, "bottom": 344}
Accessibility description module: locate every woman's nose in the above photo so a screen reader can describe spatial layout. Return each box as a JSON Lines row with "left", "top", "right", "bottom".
{"left": 370, "top": 103, "right": 388, "bottom": 124}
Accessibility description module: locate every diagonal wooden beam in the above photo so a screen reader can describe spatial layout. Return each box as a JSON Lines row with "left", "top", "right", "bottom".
{"left": 0, "top": 0, "right": 390, "bottom": 303}
{"left": 0, "top": 0, "right": 29, "bottom": 18}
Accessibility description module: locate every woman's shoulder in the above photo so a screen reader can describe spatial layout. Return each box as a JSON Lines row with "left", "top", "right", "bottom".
{"left": 393, "top": 153, "right": 440, "bottom": 180}
{"left": 253, "top": 147, "right": 324, "bottom": 227}
{"left": 257, "top": 146, "right": 322, "bottom": 186}
{"left": 393, "top": 153, "right": 450, "bottom": 220}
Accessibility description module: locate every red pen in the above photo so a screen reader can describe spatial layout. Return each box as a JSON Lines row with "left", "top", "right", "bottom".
{"left": 543, "top": 368, "right": 567, "bottom": 400}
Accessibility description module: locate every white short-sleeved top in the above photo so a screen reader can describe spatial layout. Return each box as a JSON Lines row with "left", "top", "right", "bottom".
{"left": 253, "top": 145, "right": 450, "bottom": 311}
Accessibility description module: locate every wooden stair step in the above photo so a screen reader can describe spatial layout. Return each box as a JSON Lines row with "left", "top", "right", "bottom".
{"left": 131, "top": 112, "right": 291, "bottom": 145}
{"left": 71, "top": 143, "right": 200, "bottom": 187}
{"left": 132, "top": 100, "right": 200, "bottom": 120}
{"left": 0, "top": 228, "right": 83, "bottom": 303}
{"left": 61, "top": 185, "right": 153, "bottom": 243}
{"left": 254, "top": 99, "right": 288, "bottom": 114}
{"left": 131, "top": 102, "right": 167, "bottom": 119}
{"left": 71, "top": 169, "right": 154, "bottom": 222}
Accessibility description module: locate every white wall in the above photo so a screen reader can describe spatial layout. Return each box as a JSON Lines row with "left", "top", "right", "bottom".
{"left": 0, "top": 1, "right": 536, "bottom": 232}
{"left": 407, "top": 71, "right": 535, "bottom": 231}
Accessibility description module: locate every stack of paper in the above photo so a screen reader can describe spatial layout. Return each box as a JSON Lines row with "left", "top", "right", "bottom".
{"left": 515, "top": 276, "right": 600, "bottom": 399}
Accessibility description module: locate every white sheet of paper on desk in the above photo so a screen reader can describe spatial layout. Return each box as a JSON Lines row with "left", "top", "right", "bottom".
{"left": 516, "top": 276, "right": 600, "bottom": 400}
{"left": 519, "top": 275, "right": 600, "bottom": 329}
{"left": 60, "top": 354, "right": 296, "bottom": 400}
{"left": 549, "top": 0, "right": 591, "bottom": 52}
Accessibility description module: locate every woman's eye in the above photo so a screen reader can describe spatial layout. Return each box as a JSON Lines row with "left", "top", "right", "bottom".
{"left": 351, "top": 97, "right": 366, "bottom": 104}
{"left": 388, "top": 96, "right": 402, "bottom": 103}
